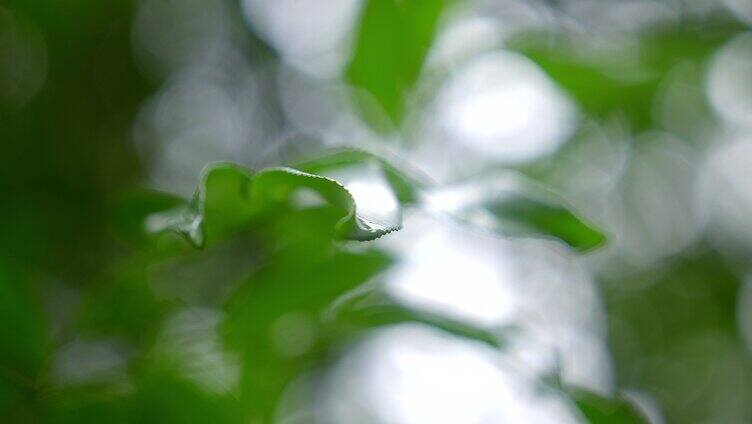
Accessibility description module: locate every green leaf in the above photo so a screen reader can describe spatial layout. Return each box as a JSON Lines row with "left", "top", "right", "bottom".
{"left": 322, "top": 287, "right": 506, "bottom": 349}
{"left": 567, "top": 388, "right": 650, "bottom": 424}
{"left": 427, "top": 173, "right": 606, "bottom": 251}
{"left": 347, "top": 0, "right": 451, "bottom": 130}
{"left": 146, "top": 163, "right": 402, "bottom": 248}
{"left": 485, "top": 192, "right": 606, "bottom": 252}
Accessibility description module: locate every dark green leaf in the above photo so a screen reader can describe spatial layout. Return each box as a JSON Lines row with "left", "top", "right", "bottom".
{"left": 567, "top": 388, "right": 650, "bottom": 424}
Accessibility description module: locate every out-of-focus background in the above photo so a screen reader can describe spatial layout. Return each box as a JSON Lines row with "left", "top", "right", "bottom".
{"left": 1, "top": 0, "right": 752, "bottom": 423}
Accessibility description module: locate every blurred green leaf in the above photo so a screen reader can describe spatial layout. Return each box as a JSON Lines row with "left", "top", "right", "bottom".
{"left": 323, "top": 288, "right": 506, "bottom": 349}
{"left": 603, "top": 252, "right": 747, "bottom": 423}
{"left": 146, "top": 163, "right": 402, "bottom": 248}
{"left": 132, "top": 370, "right": 243, "bottom": 424}
{"left": 347, "top": 0, "right": 451, "bottom": 130}
{"left": 431, "top": 173, "right": 605, "bottom": 251}
{"left": 484, "top": 192, "right": 605, "bottom": 251}
{"left": 567, "top": 388, "right": 649, "bottom": 424}
{"left": 78, "top": 267, "right": 167, "bottom": 344}
{"left": 508, "top": 26, "right": 736, "bottom": 131}
{"left": 43, "top": 370, "right": 243, "bottom": 424}
{"left": 41, "top": 386, "right": 135, "bottom": 424}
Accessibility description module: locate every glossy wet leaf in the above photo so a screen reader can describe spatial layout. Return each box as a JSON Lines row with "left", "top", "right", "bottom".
{"left": 348, "top": 0, "right": 451, "bottom": 130}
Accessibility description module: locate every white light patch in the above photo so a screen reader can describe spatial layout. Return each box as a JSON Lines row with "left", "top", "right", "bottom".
{"left": 154, "top": 308, "right": 240, "bottom": 395}
{"left": 384, "top": 217, "right": 517, "bottom": 328}
{"left": 52, "top": 338, "right": 129, "bottom": 386}
{"left": 437, "top": 51, "right": 576, "bottom": 163}
{"left": 241, "top": 0, "right": 362, "bottom": 77}
{"left": 326, "top": 163, "right": 401, "bottom": 230}
{"left": 427, "top": 15, "right": 501, "bottom": 68}
{"left": 134, "top": 70, "right": 256, "bottom": 196}
{"left": 724, "top": 0, "right": 752, "bottom": 25}
{"left": 707, "top": 33, "right": 752, "bottom": 129}
{"left": 346, "top": 180, "right": 399, "bottom": 225}
{"left": 609, "top": 135, "right": 703, "bottom": 267}
{"left": 320, "top": 324, "right": 581, "bottom": 424}
{"left": 699, "top": 136, "right": 752, "bottom": 251}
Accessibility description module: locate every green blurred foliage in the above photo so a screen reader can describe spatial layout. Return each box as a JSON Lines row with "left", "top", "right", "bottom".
{"left": 507, "top": 22, "right": 741, "bottom": 132}
{"left": 348, "top": 0, "right": 451, "bottom": 130}
{"left": 0, "top": 0, "right": 750, "bottom": 423}
{"left": 604, "top": 253, "right": 752, "bottom": 423}
{"left": 0, "top": 0, "right": 149, "bottom": 282}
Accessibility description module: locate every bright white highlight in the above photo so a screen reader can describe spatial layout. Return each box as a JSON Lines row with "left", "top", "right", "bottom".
{"left": 437, "top": 51, "right": 576, "bottom": 163}
{"left": 699, "top": 136, "right": 752, "bottom": 251}
{"left": 241, "top": 0, "right": 362, "bottom": 77}
{"left": 383, "top": 216, "right": 517, "bottom": 328}
{"left": 326, "top": 162, "right": 401, "bottom": 229}
{"left": 320, "top": 324, "right": 581, "bottom": 424}
{"left": 154, "top": 308, "right": 240, "bottom": 394}
{"left": 52, "top": 339, "right": 128, "bottom": 386}
{"left": 707, "top": 34, "right": 752, "bottom": 129}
